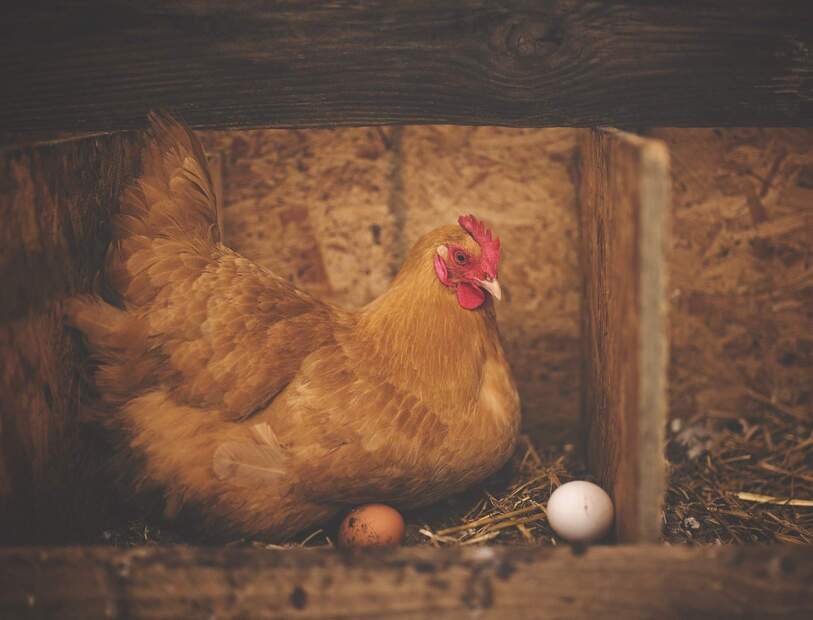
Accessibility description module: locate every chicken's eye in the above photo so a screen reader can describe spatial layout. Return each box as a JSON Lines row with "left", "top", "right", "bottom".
{"left": 454, "top": 251, "right": 467, "bottom": 265}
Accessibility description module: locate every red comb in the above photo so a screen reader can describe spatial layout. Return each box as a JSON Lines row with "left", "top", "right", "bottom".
{"left": 458, "top": 214, "right": 500, "bottom": 278}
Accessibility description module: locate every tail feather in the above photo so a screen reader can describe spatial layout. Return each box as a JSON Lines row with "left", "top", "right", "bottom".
{"left": 115, "top": 111, "right": 218, "bottom": 246}
{"left": 65, "top": 296, "right": 160, "bottom": 407}
{"left": 64, "top": 295, "right": 148, "bottom": 353}
{"left": 106, "top": 111, "right": 219, "bottom": 309}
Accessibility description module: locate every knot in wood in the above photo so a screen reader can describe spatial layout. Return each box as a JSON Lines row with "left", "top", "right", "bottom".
{"left": 504, "top": 19, "right": 562, "bottom": 59}
{"left": 514, "top": 31, "right": 537, "bottom": 57}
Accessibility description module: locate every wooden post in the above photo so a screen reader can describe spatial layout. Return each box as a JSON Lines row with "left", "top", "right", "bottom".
{"left": 579, "top": 128, "right": 670, "bottom": 542}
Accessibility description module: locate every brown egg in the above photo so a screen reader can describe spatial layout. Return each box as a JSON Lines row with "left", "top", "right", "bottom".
{"left": 337, "top": 504, "right": 406, "bottom": 548}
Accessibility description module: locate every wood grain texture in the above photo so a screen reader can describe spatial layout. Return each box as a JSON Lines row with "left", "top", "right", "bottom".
{"left": 1, "top": 544, "right": 811, "bottom": 619}
{"left": 580, "top": 129, "right": 670, "bottom": 542}
{"left": 0, "top": 131, "right": 146, "bottom": 543}
{"left": 2, "top": 0, "right": 811, "bottom": 144}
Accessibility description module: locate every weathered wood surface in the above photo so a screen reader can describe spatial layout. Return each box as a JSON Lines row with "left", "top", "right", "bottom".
{"left": 2, "top": 1, "right": 812, "bottom": 144}
{"left": 0, "top": 131, "right": 146, "bottom": 543}
{"left": 580, "top": 129, "right": 670, "bottom": 542}
{"left": 1, "top": 544, "right": 811, "bottom": 619}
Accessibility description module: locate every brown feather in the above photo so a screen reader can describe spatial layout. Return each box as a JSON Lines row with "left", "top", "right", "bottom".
{"left": 212, "top": 442, "right": 286, "bottom": 482}
{"left": 212, "top": 422, "right": 287, "bottom": 483}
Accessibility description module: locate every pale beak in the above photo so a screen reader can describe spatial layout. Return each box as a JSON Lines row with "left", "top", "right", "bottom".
{"left": 477, "top": 278, "right": 502, "bottom": 301}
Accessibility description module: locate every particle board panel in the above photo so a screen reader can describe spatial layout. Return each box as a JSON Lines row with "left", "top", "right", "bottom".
{"left": 650, "top": 128, "right": 813, "bottom": 424}
{"left": 579, "top": 128, "right": 670, "bottom": 542}
{"left": 198, "top": 127, "right": 398, "bottom": 307}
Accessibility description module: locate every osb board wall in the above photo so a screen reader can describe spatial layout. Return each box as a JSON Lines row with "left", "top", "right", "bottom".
{"left": 198, "top": 127, "right": 582, "bottom": 444}
{"left": 651, "top": 129, "right": 812, "bottom": 423}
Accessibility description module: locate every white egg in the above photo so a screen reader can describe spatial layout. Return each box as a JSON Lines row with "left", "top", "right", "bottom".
{"left": 546, "top": 480, "right": 614, "bottom": 543}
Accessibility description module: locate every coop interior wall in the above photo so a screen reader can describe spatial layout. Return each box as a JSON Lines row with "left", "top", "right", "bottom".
{"left": 1, "top": 126, "right": 810, "bottom": 544}
{"left": 650, "top": 129, "right": 812, "bottom": 425}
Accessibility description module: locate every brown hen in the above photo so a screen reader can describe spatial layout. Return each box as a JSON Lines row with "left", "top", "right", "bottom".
{"left": 66, "top": 114, "right": 520, "bottom": 540}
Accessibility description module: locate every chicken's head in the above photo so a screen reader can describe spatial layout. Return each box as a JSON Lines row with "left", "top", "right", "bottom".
{"left": 434, "top": 214, "right": 502, "bottom": 310}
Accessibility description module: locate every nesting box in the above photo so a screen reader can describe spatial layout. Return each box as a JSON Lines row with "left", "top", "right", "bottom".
{"left": 1, "top": 1, "right": 812, "bottom": 617}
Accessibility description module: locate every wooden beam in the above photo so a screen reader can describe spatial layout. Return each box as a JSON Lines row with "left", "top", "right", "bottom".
{"left": 2, "top": 1, "right": 812, "bottom": 144}
{"left": 579, "top": 129, "right": 670, "bottom": 542}
{"left": 1, "top": 545, "right": 811, "bottom": 618}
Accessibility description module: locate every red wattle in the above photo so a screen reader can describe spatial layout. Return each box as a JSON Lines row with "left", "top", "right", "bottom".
{"left": 456, "top": 282, "right": 485, "bottom": 309}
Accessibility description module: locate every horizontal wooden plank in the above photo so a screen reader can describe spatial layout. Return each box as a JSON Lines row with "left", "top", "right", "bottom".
{"left": 1, "top": 545, "right": 811, "bottom": 619}
{"left": 2, "top": 1, "right": 812, "bottom": 144}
